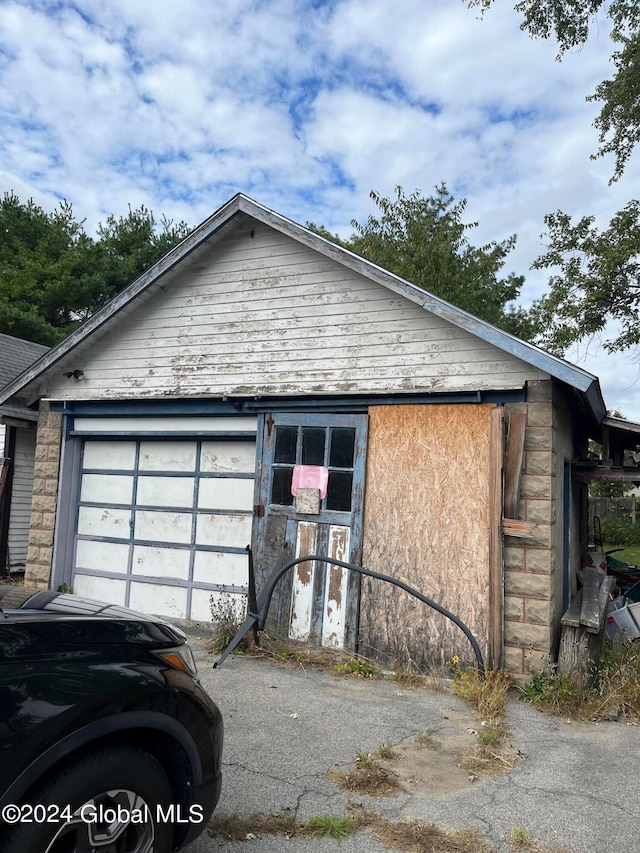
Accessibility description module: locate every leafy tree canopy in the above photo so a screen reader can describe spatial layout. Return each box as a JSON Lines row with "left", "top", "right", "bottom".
{"left": 0, "top": 192, "right": 189, "bottom": 346}
{"left": 311, "top": 184, "right": 538, "bottom": 340}
{"left": 469, "top": 1, "right": 640, "bottom": 355}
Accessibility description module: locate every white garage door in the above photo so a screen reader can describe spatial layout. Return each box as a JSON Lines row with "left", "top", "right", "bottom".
{"left": 72, "top": 437, "right": 256, "bottom": 621}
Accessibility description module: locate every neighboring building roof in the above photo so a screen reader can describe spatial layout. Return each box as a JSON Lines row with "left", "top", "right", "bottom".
{"left": 0, "top": 193, "right": 606, "bottom": 422}
{"left": 0, "top": 333, "right": 50, "bottom": 422}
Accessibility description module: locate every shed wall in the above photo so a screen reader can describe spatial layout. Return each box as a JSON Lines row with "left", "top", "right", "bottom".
{"left": 358, "top": 404, "right": 493, "bottom": 670}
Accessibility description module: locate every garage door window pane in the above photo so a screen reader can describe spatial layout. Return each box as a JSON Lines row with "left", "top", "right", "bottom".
{"left": 326, "top": 471, "right": 353, "bottom": 512}
{"left": 274, "top": 427, "right": 297, "bottom": 464}
{"left": 301, "top": 428, "right": 325, "bottom": 466}
{"left": 271, "top": 467, "right": 294, "bottom": 506}
{"left": 329, "top": 428, "right": 355, "bottom": 468}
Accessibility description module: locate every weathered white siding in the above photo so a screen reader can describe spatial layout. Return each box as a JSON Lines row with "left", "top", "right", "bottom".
{"left": 43, "top": 216, "right": 546, "bottom": 401}
{"left": 8, "top": 427, "right": 36, "bottom": 566}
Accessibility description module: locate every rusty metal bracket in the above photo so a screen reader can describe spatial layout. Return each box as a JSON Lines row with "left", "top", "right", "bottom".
{"left": 213, "top": 549, "right": 485, "bottom": 676}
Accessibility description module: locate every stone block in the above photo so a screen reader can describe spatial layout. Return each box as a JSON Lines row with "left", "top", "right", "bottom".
{"left": 520, "top": 474, "right": 552, "bottom": 499}
{"left": 38, "top": 546, "right": 53, "bottom": 566}
{"left": 503, "top": 645, "right": 525, "bottom": 676}
{"left": 39, "top": 461, "right": 61, "bottom": 479}
{"left": 25, "top": 562, "right": 51, "bottom": 585}
{"left": 524, "top": 549, "right": 553, "bottom": 573}
{"left": 35, "top": 444, "right": 49, "bottom": 462}
{"left": 526, "top": 379, "right": 553, "bottom": 402}
{"left": 504, "top": 620, "right": 551, "bottom": 649}
{"left": 30, "top": 512, "right": 43, "bottom": 528}
{"left": 504, "top": 570, "right": 552, "bottom": 598}
{"left": 38, "top": 426, "right": 62, "bottom": 447}
{"left": 30, "top": 527, "right": 54, "bottom": 548}
{"left": 32, "top": 493, "right": 57, "bottom": 513}
{"left": 504, "top": 595, "right": 524, "bottom": 621}
{"left": 524, "top": 427, "right": 553, "bottom": 451}
{"left": 32, "top": 476, "right": 46, "bottom": 495}
{"left": 525, "top": 450, "right": 555, "bottom": 476}
{"left": 43, "top": 478, "right": 59, "bottom": 496}
{"left": 41, "top": 512, "right": 56, "bottom": 532}
{"left": 525, "top": 402, "right": 553, "bottom": 426}
{"left": 526, "top": 524, "right": 552, "bottom": 548}
{"left": 504, "top": 546, "right": 525, "bottom": 570}
{"left": 524, "top": 597, "right": 553, "bottom": 624}
{"left": 524, "top": 648, "right": 552, "bottom": 674}
{"left": 525, "top": 499, "right": 555, "bottom": 524}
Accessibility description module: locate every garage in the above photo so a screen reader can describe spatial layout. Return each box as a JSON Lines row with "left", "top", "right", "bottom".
{"left": 65, "top": 416, "right": 257, "bottom": 621}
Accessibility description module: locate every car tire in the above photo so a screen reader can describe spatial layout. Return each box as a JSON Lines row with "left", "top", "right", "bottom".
{"left": 0, "top": 744, "right": 175, "bottom": 853}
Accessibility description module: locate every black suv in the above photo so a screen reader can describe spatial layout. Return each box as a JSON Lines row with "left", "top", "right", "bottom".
{"left": 0, "top": 586, "right": 223, "bottom": 853}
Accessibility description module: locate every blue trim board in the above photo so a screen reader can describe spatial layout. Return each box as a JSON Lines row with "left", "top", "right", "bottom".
{"left": 50, "top": 389, "right": 526, "bottom": 418}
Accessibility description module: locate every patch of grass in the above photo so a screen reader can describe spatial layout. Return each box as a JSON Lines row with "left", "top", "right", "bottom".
{"left": 210, "top": 807, "right": 569, "bottom": 853}
{"left": 451, "top": 666, "right": 512, "bottom": 722}
{"left": 603, "top": 543, "right": 640, "bottom": 566}
{"left": 348, "top": 806, "right": 496, "bottom": 853}
{"left": 304, "top": 814, "right": 358, "bottom": 839}
{"left": 477, "top": 725, "right": 505, "bottom": 746}
{"left": 334, "top": 655, "right": 380, "bottom": 678}
{"left": 377, "top": 743, "right": 399, "bottom": 760}
{"left": 459, "top": 742, "right": 519, "bottom": 776}
{"left": 506, "top": 825, "right": 572, "bottom": 853}
{"left": 450, "top": 665, "right": 518, "bottom": 775}
{"left": 518, "top": 637, "right": 640, "bottom": 721}
{"left": 329, "top": 749, "right": 400, "bottom": 797}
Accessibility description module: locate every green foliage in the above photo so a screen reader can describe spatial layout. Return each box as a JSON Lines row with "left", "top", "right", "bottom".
{"left": 518, "top": 638, "right": 640, "bottom": 720}
{"left": 468, "top": 1, "right": 640, "bottom": 355}
{"left": 531, "top": 202, "right": 640, "bottom": 353}
{"left": 0, "top": 192, "right": 189, "bottom": 345}
{"left": 304, "top": 815, "right": 357, "bottom": 839}
{"left": 599, "top": 515, "right": 640, "bottom": 546}
{"left": 340, "top": 185, "right": 537, "bottom": 340}
{"left": 56, "top": 583, "right": 73, "bottom": 594}
{"left": 517, "top": 670, "right": 574, "bottom": 708}
{"left": 334, "top": 655, "right": 380, "bottom": 678}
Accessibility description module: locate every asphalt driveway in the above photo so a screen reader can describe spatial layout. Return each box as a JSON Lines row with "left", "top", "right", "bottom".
{"left": 185, "top": 635, "right": 640, "bottom": 853}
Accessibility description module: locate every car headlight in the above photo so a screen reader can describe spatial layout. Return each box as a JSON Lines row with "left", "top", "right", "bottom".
{"left": 153, "top": 643, "right": 197, "bottom": 677}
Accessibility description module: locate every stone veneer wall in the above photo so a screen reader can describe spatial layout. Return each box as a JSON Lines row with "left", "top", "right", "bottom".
{"left": 503, "top": 379, "right": 574, "bottom": 679}
{"left": 25, "top": 402, "right": 63, "bottom": 588}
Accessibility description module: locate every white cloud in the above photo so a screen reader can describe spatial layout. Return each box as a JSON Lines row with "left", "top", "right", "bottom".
{"left": 1, "top": 0, "right": 639, "bottom": 417}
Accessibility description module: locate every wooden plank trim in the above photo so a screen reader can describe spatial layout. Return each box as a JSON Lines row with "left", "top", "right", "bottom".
{"left": 587, "top": 575, "right": 614, "bottom": 634}
{"left": 580, "top": 567, "right": 603, "bottom": 630}
{"left": 502, "top": 518, "right": 537, "bottom": 538}
{"left": 489, "top": 406, "right": 504, "bottom": 670}
{"left": 561, "top": 588, "right": 583, "bottom": 628}
{"left": 503, "top": 412, "right": 526, "bottom": 518}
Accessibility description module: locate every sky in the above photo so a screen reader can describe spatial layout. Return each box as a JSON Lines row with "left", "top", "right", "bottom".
{"left": 1, "top": 0, "right": 640, "bottom": 419}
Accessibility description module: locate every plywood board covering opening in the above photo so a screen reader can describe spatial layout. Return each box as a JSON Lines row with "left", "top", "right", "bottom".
{"left": 360, "top": 404, "right": 493, "bottom": 670}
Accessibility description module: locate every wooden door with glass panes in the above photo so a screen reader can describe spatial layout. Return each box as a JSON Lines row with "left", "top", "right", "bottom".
{"left": 255, "top": 413, "right": 367, "bottom": 648}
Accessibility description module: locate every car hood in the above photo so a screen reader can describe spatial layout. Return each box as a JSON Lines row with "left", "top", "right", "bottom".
{"left": 0, "top": 588, "right": 187, "bottom": 648}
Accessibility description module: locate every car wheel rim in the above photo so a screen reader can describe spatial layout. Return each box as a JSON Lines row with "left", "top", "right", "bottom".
{"left": 45, "top": 789, "right": 155, "bottom": 853}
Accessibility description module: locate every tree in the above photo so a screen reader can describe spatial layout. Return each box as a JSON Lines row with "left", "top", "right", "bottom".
{"left": 0, "top": 193, "right": 189, "bottom": 345}
{"left": 469, "top": 1, "right": 640, "bottom": 355}
{"left": 530, "top": 202, "right": 640, "bottom": 353}
{"left": 312, "top": 184, "right": 537, "bottom": 339}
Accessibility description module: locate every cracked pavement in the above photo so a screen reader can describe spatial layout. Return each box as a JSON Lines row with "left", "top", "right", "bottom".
{"left": 184, "top": 637, "right": 640, "bottom": 853}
